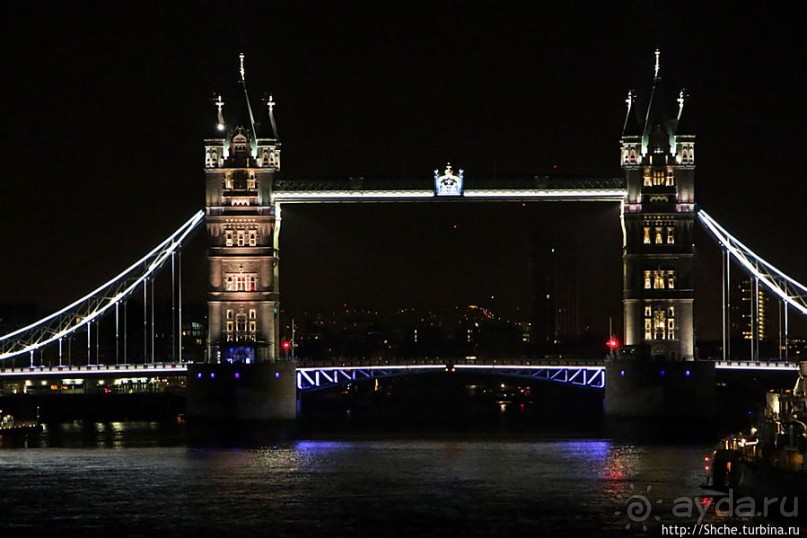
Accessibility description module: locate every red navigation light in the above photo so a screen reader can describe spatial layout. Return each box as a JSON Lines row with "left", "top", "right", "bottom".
{"left": 607, "top": 338, "right": 619, "bottom": 350}
{"left": 281, "top": 340, "right": 291, "bottom": 351}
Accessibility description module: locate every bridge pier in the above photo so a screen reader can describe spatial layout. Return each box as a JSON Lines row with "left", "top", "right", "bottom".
{"left": 186, "top": 362, "right": 297, "bottom": 424}
{"left": 604, "top": 359, "right": 715, "bottom": 420}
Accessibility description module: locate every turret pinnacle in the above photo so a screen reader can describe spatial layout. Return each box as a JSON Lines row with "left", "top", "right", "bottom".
{"left": 209, "top": 54, "right": 280, "bottom": 144}
{"left": 622, "top": 90, "right": 642, "bottom": 137}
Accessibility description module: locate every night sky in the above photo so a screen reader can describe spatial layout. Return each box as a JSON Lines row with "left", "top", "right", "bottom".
{"left": 3, "top": 2, "right": 807, "bottom": 341}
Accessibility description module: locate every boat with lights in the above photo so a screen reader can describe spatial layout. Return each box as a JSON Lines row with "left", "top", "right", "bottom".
{"left": 706, "top": 362, "right": 807, "bottom": 499}
{"left": 0, "top": 412, "right": 41, "bottom": 435}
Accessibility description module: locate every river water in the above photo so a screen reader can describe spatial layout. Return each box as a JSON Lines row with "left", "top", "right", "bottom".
{"left": 3, "top": 422, "right": 792, "bottom": 537}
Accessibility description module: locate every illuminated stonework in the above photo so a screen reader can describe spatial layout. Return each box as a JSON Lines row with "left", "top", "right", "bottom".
{"left": 205, "top": 56, "right": 281, "bottom": 364}
{"left": 621, "top": 52, "right": 695, "bottom": 360}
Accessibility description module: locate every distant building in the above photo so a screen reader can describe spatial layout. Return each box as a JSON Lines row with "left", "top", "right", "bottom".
{"left": 730, "top": 279, "right": 770, "bottom": 342}
{"left": 528, "top": 237, "right": 580, "bottom": 352}
{"left": 729, "top": 278, "right": 774, "bottom": 359}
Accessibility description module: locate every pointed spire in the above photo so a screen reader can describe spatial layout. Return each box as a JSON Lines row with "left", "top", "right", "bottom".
{"left": 677, "top": 89, "right": 685, "bottom": 121}
{"left": 237, "top": 53, "right": 257, "bottom": 143}
{"left": 215, "top": 94, "right": 225, "bottom": 132}
{"left": 642, "top": 49, "right": 666, "bottom": 154}
{"left": 654, "top": 49, "right": 660, "bottom": 79}
{"left": 622, "top": 90, "right": 642, "bottom": 137}
{"left": 264, "top": 94, "right": 279, "bottom": 139}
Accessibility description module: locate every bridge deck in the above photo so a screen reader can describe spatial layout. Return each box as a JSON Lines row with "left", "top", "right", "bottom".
{"left": 272, "top": 177, "right": 626, "bottom": 203}
{"left": 0, "top": 359, "right": 796, "bottom": 380}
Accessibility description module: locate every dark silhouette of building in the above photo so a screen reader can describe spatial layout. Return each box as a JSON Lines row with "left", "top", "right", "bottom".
{"left": 528, "top": 236, "right": 580, "bottom": 354}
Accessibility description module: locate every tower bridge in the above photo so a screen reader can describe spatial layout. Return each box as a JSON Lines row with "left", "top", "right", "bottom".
{"left": 2, "top": 52, "right": 806, "bottom": 423}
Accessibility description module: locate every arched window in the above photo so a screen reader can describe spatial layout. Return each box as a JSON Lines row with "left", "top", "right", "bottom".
{"left": 231, "top": 132, "right": 249, "bottom": 156}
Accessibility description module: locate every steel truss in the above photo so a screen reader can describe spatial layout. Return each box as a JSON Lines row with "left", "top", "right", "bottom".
{"left": 296, "top": 363, "right": 606, "bottom": 391}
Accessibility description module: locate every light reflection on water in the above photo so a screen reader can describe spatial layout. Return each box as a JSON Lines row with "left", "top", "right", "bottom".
{"left": 0, "top": 425, "right": 778, "bottom": 536}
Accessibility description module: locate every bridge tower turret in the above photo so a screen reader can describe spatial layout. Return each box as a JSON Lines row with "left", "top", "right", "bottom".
{"left": 621, "top": 50, "right": 696, "bottom": 361}
{"left": 188, "top": 55, "right": 296, "bottom": 426}
{"left": 606, "top": 51, "right": 713, "bottom": 421}
{"left": 204, "top": 54, "right": 281, "bottom": 364}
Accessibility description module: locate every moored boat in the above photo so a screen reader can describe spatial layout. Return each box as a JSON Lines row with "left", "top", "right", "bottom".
{"left": 707, "top": 362, "right": 806, "bottom": 500}
{"left": 0, "top": 412, "right": 41, "bottom": 434}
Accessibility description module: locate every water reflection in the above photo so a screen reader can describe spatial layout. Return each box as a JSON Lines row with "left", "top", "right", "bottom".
{"left": 0, "top": 421, "right": 183, "bottom": 449}
{"left": 1, "top": 424, "right": 797, "bottom": 535}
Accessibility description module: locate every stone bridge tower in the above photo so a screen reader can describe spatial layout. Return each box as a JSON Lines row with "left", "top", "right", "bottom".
{"left": 607, "top": 51, "right": 714, "bottom": 420}
{"left": 620, "top": 50, "right": 696, "bottom": 361}
{"left": 204, "top": 54, "right": 281, "bottom": 364}
{"left": 188, "top": 55, "right": 296, "bottom": 425}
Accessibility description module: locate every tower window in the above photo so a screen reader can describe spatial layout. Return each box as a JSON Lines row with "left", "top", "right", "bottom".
{"left": 226, "top": 320, "right": 234, "bottom": 340}
{"left": 654, "top": 309, "right": 665, "bottom": 339}
{"left": 224, "top": 273, "right": 258, "bottom": 292}
{"left": 225, "top": 310, "right": 256, "bottom": 342}
{"left": 206, "top": 149, "right": 219, "bottom": 168}
{"left": 236, "top": 313, "right": 247, "bottom": 333}
{"left": 681, "top": 147, "right": 694, "bottom": 163}
{"left": 645, "top": 269, "right": 676, "bottom": 289}
{"left": 643, "top": 227, "right": 651, "bottom": 244}
{"left": 249, "top": 308, "right": 256, "bottom": 319}
{"left": 653, "top": 270, "right": 665, "bottom": 289}
{"left": 223, "top": 226, "right": 258, "bottom": 247}
{"left": 226, "top": 309, "right": 234, "bottom": 320}
{"left": 232, "top": 133, "right": 249, "bottom": 156}
{"left": 666, "top": 226, "right": 676, "bottom": 245}
{"left": 644, "top": 304, "right": 676, "bottom": 341}
{"left": 655, "top": 227, "right": 663, "bottom": 244}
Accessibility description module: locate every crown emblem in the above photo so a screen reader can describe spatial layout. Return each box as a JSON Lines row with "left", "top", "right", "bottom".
{"left": 434, "top": 162, "right": 464, "bottom": 196}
